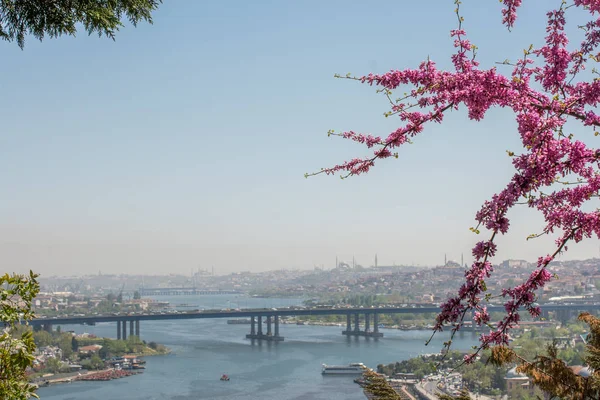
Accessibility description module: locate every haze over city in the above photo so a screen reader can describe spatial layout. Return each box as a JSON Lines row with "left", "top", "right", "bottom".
{"left": 2, "top": 0, "right": 599, "bottom": 276}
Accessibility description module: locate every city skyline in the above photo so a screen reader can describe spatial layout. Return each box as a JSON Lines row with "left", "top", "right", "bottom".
{"left": 3, "top": 0, "right": 599, "bottom": 276}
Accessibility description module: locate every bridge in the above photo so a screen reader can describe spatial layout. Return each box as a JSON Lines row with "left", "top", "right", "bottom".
{"left": 29, "top": 303, "right": 600, "bottom": 342}
{"left": 138, "top": 288, "right": 240, "bottom": 296}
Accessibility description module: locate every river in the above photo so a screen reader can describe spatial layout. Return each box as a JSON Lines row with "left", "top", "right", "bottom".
{"left": 37, "top": 295, "right": 479, "bottom": 400}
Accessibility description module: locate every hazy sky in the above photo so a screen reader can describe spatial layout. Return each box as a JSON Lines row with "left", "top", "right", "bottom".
{"left": 2, "top": 0, "right": 599, "bottom": 276}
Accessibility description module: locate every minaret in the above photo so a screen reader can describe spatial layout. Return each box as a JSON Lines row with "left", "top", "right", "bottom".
{"left": 444, "top": 253, "right": 447, "bottom": 266}
{"left": 375, "top": 254, "right": 378, "bottom": 268}
{"left": 336, "top": 256, "right": 338, "bottom": 269}
{"left": 461, "top": 253, "right": 464, "bottom": 267}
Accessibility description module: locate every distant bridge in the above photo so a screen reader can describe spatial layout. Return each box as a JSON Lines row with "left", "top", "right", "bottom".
{"left": 29, "top": 303, "right": 600, "bottom": 342}
{"left": 138, "top": 288, "right": 240, "bottom": 296}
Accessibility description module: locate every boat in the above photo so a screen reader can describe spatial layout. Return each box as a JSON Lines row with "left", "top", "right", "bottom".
{"left": 220, "top": 374, "right": 230, "bottom": 381}
{"left": 321, "top": 363, "right": 367, "bottom": 375}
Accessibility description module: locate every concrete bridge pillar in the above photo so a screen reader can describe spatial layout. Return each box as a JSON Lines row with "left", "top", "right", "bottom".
{"left": 117, "top": 321, "right": 122, "bottom": 340}
{"left": 130, "top": 320, "right": 134, "bottom": 337}
{"left": 122, "top": 320, "right": 127, "bottom": 340}
{"left": 556, "top": 309, "right": 571, "bottom": 324}
{"left": 246, "top": 314, "right": 283, "bottom": 341}
{"left": 257, "top": 315, "right": 263, "bottom": 335}
{"left": 341, "top": 312, "right": 383, "bottom": 338}
{"left": 541, "top": 310, "right": 550, "bottom": 320}
{"left": 135, "top": 320, "right": 140, "bottom": 337}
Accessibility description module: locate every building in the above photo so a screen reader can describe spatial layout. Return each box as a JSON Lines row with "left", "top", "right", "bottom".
{"left": 505, "top": 367, "right": 534, "bottom": 397}
{"left": 506, "top": 365, "right": 591, "bottom": 399}
{"left": 78, "top": 344, "right": 102, "bottom": 355}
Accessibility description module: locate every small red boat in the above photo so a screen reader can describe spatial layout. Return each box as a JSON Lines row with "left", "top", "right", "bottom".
{"left": 220, "top": 374, "right": 230, "bottom": 381}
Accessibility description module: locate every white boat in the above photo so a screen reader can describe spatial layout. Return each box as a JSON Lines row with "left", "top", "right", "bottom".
{"left": 321, "top": 363, "right": 367, "bottom": 375}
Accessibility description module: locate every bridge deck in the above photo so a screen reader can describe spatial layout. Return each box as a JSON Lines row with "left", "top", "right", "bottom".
{"left": 28, "top": 304, "right": 599, "bottom": 326}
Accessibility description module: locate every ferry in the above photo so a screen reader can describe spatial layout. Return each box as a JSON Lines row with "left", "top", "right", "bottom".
{"left": 321, "top": 363, "right": 367, "bottom": 375}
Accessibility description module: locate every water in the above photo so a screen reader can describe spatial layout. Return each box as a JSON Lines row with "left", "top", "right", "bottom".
{"left": 37, "top": 295, "right": 479, "bottom": 400}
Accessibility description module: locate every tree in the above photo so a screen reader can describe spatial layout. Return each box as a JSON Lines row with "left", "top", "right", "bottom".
{"left": 1, "top": 2, "right": 161, "bottom": 398}
{"left": 44, "top": 357, "right": 62, "bottom": 374}
{"left": 483, "top": 313, "right": 600, "bottom": 399}
{"left": 0, "top": 272, "right": 39, "bottom": 400}
{"left": 99, "top": 338, "right": 128, "bottom": 358}
{"left": 0, "top": 0, "right": 162, "bottom": 49}
{"left": 133, "top": 291, "right": 141, "bottom": 300}
{"left": 310, "top": 1, "right": 600, "bottom": 398}
{"left": 32, "top": 329, "right": 54, "bottom": 348}
{"left": 312, "top": 0, "right": 600, "bottom": 362}
{"left": 89, "top": 354, "right": 105, "bottom": 370}
{"left": 362, "top": 370, "right": 402, "bottom": 400}
{"left": 56, "top": 333, "right": 73, "bottom": 359}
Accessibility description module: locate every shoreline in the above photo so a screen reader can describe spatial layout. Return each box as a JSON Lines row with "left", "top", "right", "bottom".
{"left": 34, "top": 348, "right": 170, "bottom": 389}
{"left": 36, "top": 367, "right": 143, "bottom": 387}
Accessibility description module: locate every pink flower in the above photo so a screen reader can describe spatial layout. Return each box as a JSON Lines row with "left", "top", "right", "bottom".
{"left": 317, "top": 0, "right": 600, "bottom": 358}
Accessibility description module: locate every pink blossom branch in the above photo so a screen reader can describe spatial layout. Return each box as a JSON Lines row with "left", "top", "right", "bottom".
{"left": 305, "top": 103, "right": 454, "bottom": 179}
{"left": 310, "top": 0, "right": 600, "bottom": 361}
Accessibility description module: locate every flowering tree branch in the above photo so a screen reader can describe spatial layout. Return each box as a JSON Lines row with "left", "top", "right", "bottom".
{"left": 309, "top": 0, "right": 600, "bottom": 362}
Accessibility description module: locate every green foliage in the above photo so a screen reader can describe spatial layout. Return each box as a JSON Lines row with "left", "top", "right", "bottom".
{"left": 0, "top": 271, "right": 40, "bottom": 400}
{"left": 96, "top": 298, "right": 120, "bottom": 313}
{"left": 378, "top": 351, "right": 506, "bottom": 396}
{"left": 126, "top": 335, "right": 145, "bottom": 353}
{"left": 507, "top": 385, "right": 545, "bottom": 400}
{"left": 44, "top": 357, "right": 63, "bottom": 374}
{"left": 133, "top": 291, "right": 141, "bottom": 300}
{"left": 57, "top": 334, "right": 73, "bottom": 360}
{"left": 0, "top": 0, "right": 162, "bottom": 49}
{"left": 89, "top": 354, "right": 105, "bottom": 370}
{"left": 1, "top": 3, "right": 160, "bottom": 396}
{"left": 32, "top": 330, "right": 53, "bottom": 348}
{"left": 41, "top": 357, "right": 71, "bottom": 374}
{"left": 29, "top": 328, "right": 77, "bottom": 363}
{"left": 486, "top": 312, "right": 600, "bottom": 400}
{"left": 98, "top": 338, "right": 128, "bottom": 358}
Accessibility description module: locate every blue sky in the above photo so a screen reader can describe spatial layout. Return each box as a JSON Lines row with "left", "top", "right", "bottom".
{"left": 1, "top": 0, "right": 598, "bottom": 276}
